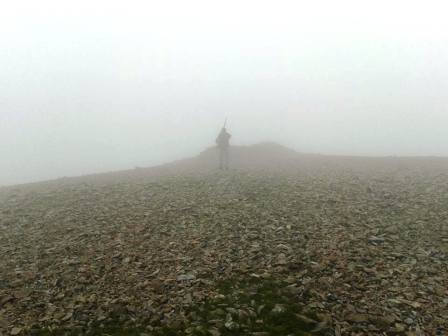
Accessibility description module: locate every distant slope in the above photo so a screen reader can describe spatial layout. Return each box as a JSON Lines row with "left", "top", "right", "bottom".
{"left": 2, "top": 142, "right": 448, "bottom": 189}
{"left": 97, "top": 142, "right": 448, "bottom": 178}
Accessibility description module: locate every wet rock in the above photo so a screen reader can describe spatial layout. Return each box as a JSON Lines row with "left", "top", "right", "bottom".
{"left": 177, "top": 273, "right": 196, "bottom": 281}
{"left": 10, "top": 328, "right": 22, "bottom": 336}
{"left": 271, "top": 304, "right": 286, "bottom": 314}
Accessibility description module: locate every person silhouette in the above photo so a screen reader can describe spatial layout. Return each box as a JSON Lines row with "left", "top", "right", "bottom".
{"left": 215, "top": 127, "right": 231, "bottom": 170}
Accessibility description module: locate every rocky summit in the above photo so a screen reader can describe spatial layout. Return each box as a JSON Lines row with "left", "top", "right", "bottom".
{"left": 1, "top": 144, "right": 448, "bottom": 335}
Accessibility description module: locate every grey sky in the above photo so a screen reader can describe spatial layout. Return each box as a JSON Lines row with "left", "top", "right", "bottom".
{"left": 1, "top": 0, "right": 448, "bottom": 185}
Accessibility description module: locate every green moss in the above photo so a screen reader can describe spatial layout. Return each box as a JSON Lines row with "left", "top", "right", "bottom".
{"left": 30, "top": 277, "right": 323, "bottom": 336}
{"left": 187, "top": 276, "right": 321, "bottom": 336}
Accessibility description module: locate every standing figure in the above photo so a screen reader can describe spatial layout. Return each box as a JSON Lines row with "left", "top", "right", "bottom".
{"left": 216, "top": 127, "right": 231, "bottom": 170}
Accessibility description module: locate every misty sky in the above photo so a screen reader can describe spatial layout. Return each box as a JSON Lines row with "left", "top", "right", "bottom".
{"left": 1, "top": 0, "right": 448, "bottom": 185}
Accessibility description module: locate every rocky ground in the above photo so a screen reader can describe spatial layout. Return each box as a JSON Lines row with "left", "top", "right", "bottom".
{"left": 1, "top": 166, "right": 448, "bottom": 335}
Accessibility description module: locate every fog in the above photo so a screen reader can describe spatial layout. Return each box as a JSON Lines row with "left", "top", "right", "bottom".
{"left": 1, "top": 0, "right": 448, "bottom": 186}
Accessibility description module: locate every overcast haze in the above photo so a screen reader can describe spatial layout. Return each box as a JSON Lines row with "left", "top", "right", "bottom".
{"left": 1, "top": 0, "right": 448, "bottom": 186}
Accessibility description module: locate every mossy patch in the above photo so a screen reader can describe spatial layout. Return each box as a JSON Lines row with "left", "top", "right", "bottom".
{"left": 30, "top": 276, "right": 324, "bottom": 336}
{"left": 185, "top": 276, "right": 323, "bottom": 336}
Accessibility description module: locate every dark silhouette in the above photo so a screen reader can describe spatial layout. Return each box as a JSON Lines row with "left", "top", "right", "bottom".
{"left": 216, "top": 127, "right": 231, "bottom": 170}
